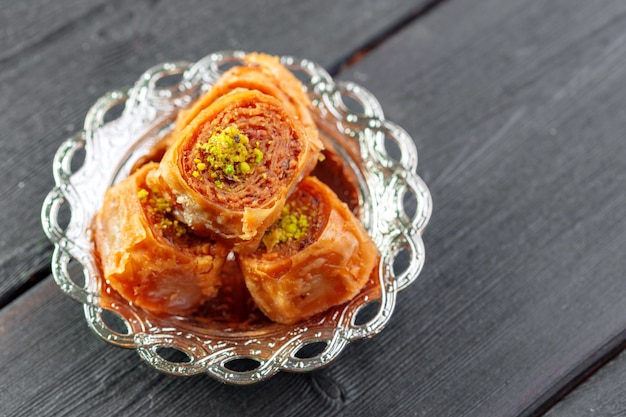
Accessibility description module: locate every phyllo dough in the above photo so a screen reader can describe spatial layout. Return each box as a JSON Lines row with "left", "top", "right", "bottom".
{"left": 173, "top": 52, "right": 319, "bottom": 148}
{"left": 239, "top": 176, "right": 378, "bottom": 324}
{"left": 93, "top": 162, "right": 229, "bottom": 316}
{"left": 147, "top": 88, "right": 322, "bottom": 249}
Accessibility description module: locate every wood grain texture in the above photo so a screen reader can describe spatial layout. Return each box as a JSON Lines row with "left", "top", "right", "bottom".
{"left": 0, "top": 0, "right": 433, "bottom": 305}
{"left": 3, "top": 0, "right": 626, "bottom": 416}
{"left": 544, "top": 343, "right": 626, "bottom": 416}
{"left": 335, "top": 0, "right": 626, "bottom": 415}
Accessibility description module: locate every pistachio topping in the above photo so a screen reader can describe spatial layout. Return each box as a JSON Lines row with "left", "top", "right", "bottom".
{"left": 137, "top": 188, "right": 149, "bottom": 201}
{"left": 262, "top": 201, "right": 311, "bottom": 250}
{"left": 138, "top": 187, "right": 187, "bottom": 237}
{"left": 193, "top": 126, "right": 264, "bottom": 188}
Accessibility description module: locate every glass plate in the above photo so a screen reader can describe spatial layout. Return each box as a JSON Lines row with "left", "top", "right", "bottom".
{"left": 41, "top": 51, "right": 432, "bottom": 384}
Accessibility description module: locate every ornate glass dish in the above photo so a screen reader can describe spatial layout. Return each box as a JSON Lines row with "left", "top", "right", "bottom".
{"left": 41, "top": 51, "right": 431, "bottom": 384}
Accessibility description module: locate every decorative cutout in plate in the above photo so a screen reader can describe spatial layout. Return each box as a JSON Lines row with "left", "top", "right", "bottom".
{"left": 41, "top": 51, "right": 432, "bottom": 384}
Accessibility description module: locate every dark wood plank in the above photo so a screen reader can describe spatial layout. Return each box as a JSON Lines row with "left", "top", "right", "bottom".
{"left": 544, "top": 341, "right": 626, "bottom": 416}
{"left": 0, "top": 0, "right": 434, "bottom": 304}
{"left": 0, "top": 0, "right": 105, "bottom": 64}
{"left": 0, "top": 278, "right": 378, "bottom": 417}
{"left": 333, "top": 0, "right": 626, "bottom": 416}
{"left": 4, "top": 1, "right": 626, "bottom": 416}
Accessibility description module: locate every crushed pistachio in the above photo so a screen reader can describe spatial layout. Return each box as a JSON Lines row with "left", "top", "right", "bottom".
{"left": 262, "top": 201, "right": 311, "bottom": 250}
{"left": 137, "top": 188, "right": 149, "bottom": 201}
{"left": 157, "top": 217, "right": 187, "bottom": 237}
{"left": 253, "top": 148, "right": 263, "bottom": 163}
{"left": 151, "top": 196, "right": 172, "bottom": 214}
{"left": 138, "top": 187, "right": 187, "bottom": 237}
{"left": 193, "top": 126, "right": 264, "bottom": 188}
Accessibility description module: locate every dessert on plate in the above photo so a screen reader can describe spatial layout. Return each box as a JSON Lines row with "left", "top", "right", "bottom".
{"left": 92, "top": 52, "right": 378, "bottom": 323}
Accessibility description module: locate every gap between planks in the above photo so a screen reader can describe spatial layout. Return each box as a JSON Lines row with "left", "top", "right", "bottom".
{"left": 328, "top": 0, "right": 450, "bottom": 75}
{"left": 523, "top": 328, "right": 626, "bottom": 417}
{"left": 4, "top": 2, "right": 625, "bottom": 417}
{"left": 0, "top": 264, "right": 52, "bottom": 311}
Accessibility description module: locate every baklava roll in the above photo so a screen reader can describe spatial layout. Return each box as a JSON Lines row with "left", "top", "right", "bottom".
{"left": 239, "top": 176, "right": 378, "bottom": 324}
{"left": 93, "top": 163, "right": 228, "bottom": 316}
{"left": 173, "top": 53, "right": 318, "bottom": 147}
{"left": 147, "top": 88, "right": 322, "bottom": 248}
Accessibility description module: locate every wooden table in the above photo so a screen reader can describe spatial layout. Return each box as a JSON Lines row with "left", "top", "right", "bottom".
{"left": 2, "top": 0, "right": 626, "bottom": 415}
